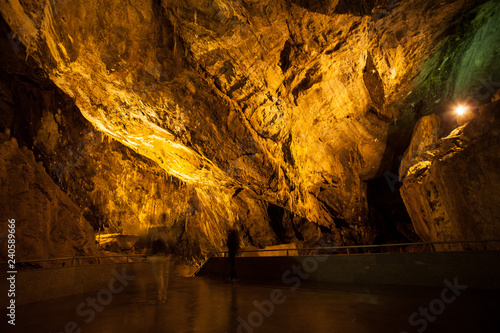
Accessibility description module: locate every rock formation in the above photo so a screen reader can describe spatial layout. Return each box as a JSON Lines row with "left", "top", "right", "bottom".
{"left": 0, "top": 131, "right": 97, "bottom": 262}
{"left": 1, "top": 0, "right": 499, "bottom": 259}
{"left": 401, "top": 101, "right": 500, "bottom": 250}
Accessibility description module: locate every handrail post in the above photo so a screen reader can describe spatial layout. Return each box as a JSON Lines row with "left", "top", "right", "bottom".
{"left": 347, "top": 248, "right": 350, "bottom": 255}
{"left": 286, "top": 250, "right": 289, "bottom": 257}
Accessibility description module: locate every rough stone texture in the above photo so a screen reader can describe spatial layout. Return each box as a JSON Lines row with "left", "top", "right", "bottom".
{"left": 1, "top": 0, "right": 500, "bottom": 258}
{"left": 0, "top": 131, "right": 97, "bottom": 261}
{"left": 401, "top": 101, "right": 500, "bottom": 250}
{"left": 0, "top": 24, "right": 310, "bottom": 260}
{"left": 399, "top": 114, "right": 441, "bottom": 181}
{"left": 491, "top": 89, "right": 500, "bottom": 103}
{"left": 1, "top": 0, "right": 467, "bottom": 237}
{"left": 0, "top": 62, "right": 290, "bottom": 260}
{"left": 98, "top": 234, "right": 140, "bottom": 252}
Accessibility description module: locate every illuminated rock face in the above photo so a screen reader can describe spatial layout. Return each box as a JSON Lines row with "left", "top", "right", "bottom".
{"left": 1, "top": 0, "right": 500, "bottom": 257}
{"left": 401, "top": 102, "right": 500, "bottom": 250}
{"left": 399, "top": 115, "right": 441, "bottom": 182}
{"left": 0, "top": 53, "right": 279, "bottom": 258}
{"left": 0, "top": 132, "right": 97, "bottom": 261}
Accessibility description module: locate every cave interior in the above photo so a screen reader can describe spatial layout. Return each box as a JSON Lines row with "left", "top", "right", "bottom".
{"left": 0, "top": 0, "right": 499, "bottom": 264}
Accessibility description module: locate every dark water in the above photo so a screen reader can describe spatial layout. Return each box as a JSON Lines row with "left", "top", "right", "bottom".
{"left": 11, "top": 277, "right": 500, "bottom": 333}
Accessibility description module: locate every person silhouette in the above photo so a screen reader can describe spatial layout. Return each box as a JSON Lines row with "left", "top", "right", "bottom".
{"left": 148, "top": 230, "right": 170, "bottom": 303}
{"left": 227, "top": 229, "right": 240, "bottom": 282}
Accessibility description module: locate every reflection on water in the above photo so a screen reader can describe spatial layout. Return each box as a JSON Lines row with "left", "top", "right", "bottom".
{"left": 16, "top": 276, "right": 499, "bottom": 333}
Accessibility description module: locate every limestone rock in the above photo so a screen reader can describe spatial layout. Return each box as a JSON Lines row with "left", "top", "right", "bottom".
{"left": 0, "top": 132, "right": 97, "bottom": 263}
{"left": 399, "top": 114, "right": 441, "bottom": 181}
{"left": 0, "top": 0, "right": 469, "bottom": 239}
{"left": 400, "top": 102, "right": 500, "bottom": 250}
{"left": 491, "top": 88, "right": 500, "bottom": 103}
{"left": 1, "top": 0, "right": 499, "bottom": 259}
{"left": 239, "top": 243, "right": 299, "bottom": 257}
{"left": 98, "top": 234, "right": 140, "bottom": 252}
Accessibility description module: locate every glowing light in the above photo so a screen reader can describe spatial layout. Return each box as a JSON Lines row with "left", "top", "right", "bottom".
{"left": 455, "top": 105, "right": 467, "bottom": 116}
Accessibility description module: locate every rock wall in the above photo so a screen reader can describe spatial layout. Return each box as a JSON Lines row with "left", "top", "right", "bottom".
{"left": 1, "top": 0, "right": 499, "bottom": 259}
{"left": 0, "top": 131, "right": 97, "bottom": 262}
{"left": 0, "top": 24, "right": 319, "bottom": 259}
{"left": 400, "top": 101, "right": 500, "bottom": 250}
{"left": 1, "top": 0, "right": 471, "bottom": 240}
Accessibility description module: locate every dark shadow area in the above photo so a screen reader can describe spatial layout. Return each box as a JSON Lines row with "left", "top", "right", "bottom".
{"left": 290, "top": 0, "right": 378, "bottom": 16}
{"left": 366, "top": 176, "right": 419, "bottom": 245}
{"left": 267, "top": 204, "right": 286, "bottom": 243}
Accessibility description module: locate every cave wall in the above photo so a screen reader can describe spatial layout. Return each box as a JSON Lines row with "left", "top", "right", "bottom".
{"left": 2, "top": 0, "right": 462, "bottom": 232}
{"left": 0, "top": 49, "right": 250, "bottom": 260}
{"left": 401, "top": 101, "right": 500, "bottom": 250}
{"left": 396, "top": 1, "right": 500, "bottom": 249}
{"left": 1, "top": 0, "right": 499, "bottom": 258}
{"left": 0, "top": 131, "right": 97, "bottom": 261}
{"left": 0, "top": 18, "right": 320, "bottom": 259}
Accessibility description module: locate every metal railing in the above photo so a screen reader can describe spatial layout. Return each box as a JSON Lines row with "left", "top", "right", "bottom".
{"left": 0, "top": 253, "right": 149, "bottom": 270}
{"left": 212, "top": 239, "right": 500, "bottom": 257}
{"left": 2, "top": 239, "right": 499, "bottom": 271}
{"left": 190, "top": 252, "right": 215, "bottom": 278}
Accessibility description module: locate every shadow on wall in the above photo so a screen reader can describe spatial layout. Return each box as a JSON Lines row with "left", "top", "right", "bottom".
{"left": 267, "top": 204, "right": 286, "bottom": 243}
{"left": 290, "top": 0, "right": 380, "bottom": 16}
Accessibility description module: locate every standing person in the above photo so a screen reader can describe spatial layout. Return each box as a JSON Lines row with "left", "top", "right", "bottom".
{"left": 227, "top": 229, "right": 240, "bottom": 283}
{"left": 148, "top": 230, "right": 170, "bottom": 303}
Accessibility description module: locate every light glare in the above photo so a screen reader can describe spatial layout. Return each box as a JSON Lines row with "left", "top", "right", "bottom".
{"left": 455, "top": 105, "right": 467, "bottom": 116}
